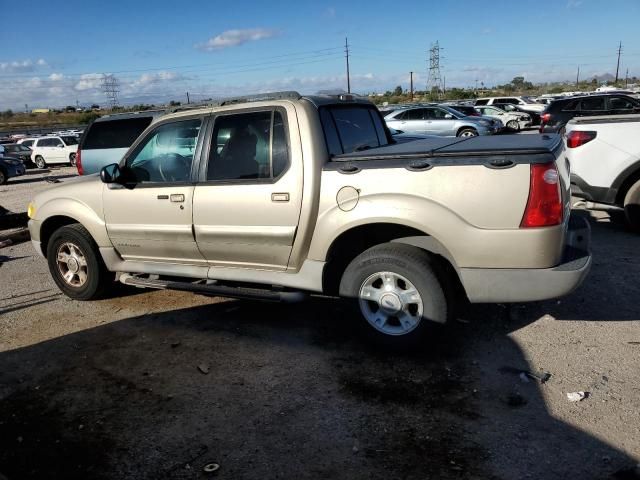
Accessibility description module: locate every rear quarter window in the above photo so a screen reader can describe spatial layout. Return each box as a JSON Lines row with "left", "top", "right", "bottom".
{"left": 320, "top": 106, "right": 389, "bottom": 156}
{"left": 82, "top": 117, "right": 154, "bottom": 150}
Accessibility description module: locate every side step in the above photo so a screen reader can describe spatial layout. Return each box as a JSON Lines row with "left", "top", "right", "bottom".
{"left": 118, "top": 273, "right": 307, "bottom": 303}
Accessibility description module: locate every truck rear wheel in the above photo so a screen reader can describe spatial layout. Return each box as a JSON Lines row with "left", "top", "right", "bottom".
{"left": 46, "top": 223, "right": 112, "bottom": 300}
{"left": 339, "top": 243, "right": 447, "bottom": 348}
{"left": 623, "top": 179, "right": 640, "bottom": 232}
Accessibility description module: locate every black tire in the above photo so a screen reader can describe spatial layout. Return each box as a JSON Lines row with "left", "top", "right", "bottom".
{"left": 46, "top": 223, "right": 112, "bottom": 300}
{"left": 69, "top": 152, "right": 77, "bottom": 166}
{"left": 457, "top": 127, "right": 478, "bottom": 138}
{"left": 35, "top": 155, "right": 46, "bottom": 169}
{"left": 623, "top": 179, "right": 640, "bottom": 232}
{"left": 339, "top": 243, "right": 448, "bottom": 348}
{"left": 506, "top": 120, "right": 520, "bottom": 131}
{"left": 0, "top": 168, "right": 6, "bottom": 185}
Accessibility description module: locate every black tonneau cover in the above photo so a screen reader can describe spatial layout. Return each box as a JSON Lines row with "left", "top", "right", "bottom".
{"left": 333, "top": 134, "right": 563, "bottom": 161}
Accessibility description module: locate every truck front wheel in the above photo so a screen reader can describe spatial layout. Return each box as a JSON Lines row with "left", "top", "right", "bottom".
{"left": 623, "top": 179, "right": 640, "bottom": 232}
{"left": 46, "top": 223, "right": 112, "bottom": 300}
{"left": 339, "top": 243, "right": 448, "bottom": 348}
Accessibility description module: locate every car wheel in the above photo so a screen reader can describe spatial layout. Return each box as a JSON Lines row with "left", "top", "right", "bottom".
{"left": 0, "top": 168, "right": 7, "bottom": 185}
{"left": 339, "top": 243, "right": 448, "bottom": 348}
{"left": 457, "top": 128, "right": 478, "bottom": 137}
{"left": 69, "top": 152, "right": 77, "bottom": 166}
{"left": 35, "top": 155, "right": 46, "bottom": 169}
{"left": 46, "top": 223, "right": 113, "bottom": 300}
{"left": 623, "top": 179, "right": 640, "bottom": 232}
{"left": 507, "top": 120, "right": 520, "bottom": 131}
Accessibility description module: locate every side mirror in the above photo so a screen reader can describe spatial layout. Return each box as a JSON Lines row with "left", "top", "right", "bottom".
{"left": 444, "top": 114, "right": 454, "bottom": 119}
{"left": 100, "top": 163, "right": 121, "bottom": 184}
{"left": 58, "top": 144, "right": 65, "bottom": 148}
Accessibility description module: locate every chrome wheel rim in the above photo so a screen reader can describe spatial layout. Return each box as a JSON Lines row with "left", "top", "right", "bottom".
{"left": 36, "top": 157, "right": 45, "bottom": 168}
{"left": 70, "top": 153, "right": 76, "bottom": 165}
{"left": 507, "top": 120, "right": 518, "bottom": 130}
{"left": 56, "top": 242, "right": 88, "bottom": 287}
{"left": 460, "top": 130, "right": 477, "bottom": 137}
{"left": 358, "top": 271, "right": 423, "bottom": 336}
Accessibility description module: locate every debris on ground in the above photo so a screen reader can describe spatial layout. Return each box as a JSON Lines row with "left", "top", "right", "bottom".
{"left": 566, "top": 391, "right": 589, "bottom": 402}
{"left": 203, "top": 462, "right": 220, "bottom": 473}
{"left": 171, "top": 341, "right": 181, "bottom": 348}
{"left": 628, "top": 341, "right": 640, "bottom": 345}
{"left": 44, "top": 177, "right": 61, "bottom": 183}
{"left": 499, "top": 366, "right": 552, "bottom": 384}
{"left": 197, "top": 364, "right": 210, "bottom": 374}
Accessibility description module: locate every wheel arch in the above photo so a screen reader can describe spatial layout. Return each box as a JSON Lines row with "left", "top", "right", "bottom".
{"left": 321, "top": 222, "right": 463, "bottom": 299}
{"left": 456, "top": 125, "right": 477, "bottom": 136}
{"left": 614, "top": 160, "right": 640, "bottom": 206}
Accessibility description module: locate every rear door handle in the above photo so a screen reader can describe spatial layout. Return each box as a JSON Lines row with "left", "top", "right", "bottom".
{"left": 271, "top": 193, "right": 290, "bottom": 202}
{"left": 170, "top": 194, "right": 185, "bottom": 203}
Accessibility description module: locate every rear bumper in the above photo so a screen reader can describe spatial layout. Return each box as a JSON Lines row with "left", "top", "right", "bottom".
{"left": 460, "top": 215, "right": 592, "bottom": 303}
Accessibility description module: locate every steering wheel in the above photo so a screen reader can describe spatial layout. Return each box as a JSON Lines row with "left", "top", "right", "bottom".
{"left": 158, "top": 153, "right": 190, "bottom": 182}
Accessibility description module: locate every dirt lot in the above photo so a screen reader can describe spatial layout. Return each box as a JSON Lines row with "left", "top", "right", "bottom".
{"left": 0, "top": 166, "right": 77, "bottom": 214}
{"left": 1, "top": 187, "right": 639, "bottom": 479}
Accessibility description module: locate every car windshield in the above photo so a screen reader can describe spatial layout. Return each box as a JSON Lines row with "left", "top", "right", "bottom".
{"left": 61, "top": 136, "right": 79, "bottom": 145}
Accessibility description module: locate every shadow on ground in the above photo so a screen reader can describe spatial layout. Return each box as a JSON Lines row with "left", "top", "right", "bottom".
{"left": 0, "top": 210, "right": 638, "bottom": 479}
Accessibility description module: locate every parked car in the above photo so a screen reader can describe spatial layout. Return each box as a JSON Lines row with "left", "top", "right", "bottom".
{"left": 565, "top": 113, "right": 640, "bottom": 230}
{"left": 385, "top": 105, "right": 500, "bottom": 137}
{"left": 444, "top": 105, "right": 481, "bottom": 117}
{"left": 540, "top": 94, "right": 640, "bottom": 133}
{"left": 494, "top": 103, "right": 542, "bottom": 125}
{"left": 77, "top": 110, "right": 164, "bottom": 175}
{"left": 388, "top": 127, "right": 436, "bottom": 143}
{"left": 475, "top": 96, "right": 546, "bottom": 116}
{"left": 0, "top": 146, "right": 26, "bottom": 184}
{"left": 475, "top": 105, "right": 532, "bottom": 131}
{"left": 2, "top": 143, "right": 33, "bottom": 167}
{"left": 17, "top": 135, "right": 79, "bottom": 168}
{"left": 27, "top": 92, "right": 591, "bottom": 347}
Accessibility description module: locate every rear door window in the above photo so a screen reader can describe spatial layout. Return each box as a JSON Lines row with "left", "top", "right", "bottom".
{"left": 320, "top": 106, "right": 390, "bottom": 156}
{"left": 405, "top": 109, "right": 425, "bottom": 120}
{"left": 475, "top": 99, "right": 489, "bottom": 105}
{"left": 83, "top": 117, "right": 154, "bottom": 149}
{"left": 21, "top": 139, "right": 34, "bottom": 147}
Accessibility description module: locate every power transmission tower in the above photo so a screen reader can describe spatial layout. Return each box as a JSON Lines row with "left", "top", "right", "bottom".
{"left": 427, "top": 41, "right": 443, "bottom": 97}
{"left": 576, "top": 65, "right": 580, "bottom": 86}
{"left": 615, "top": 41, "right": 622, "bottom": 84}
{"left": 345, "top": 37, "right": 351, "bottom": 93}
{"left": 101, "top": 74, "right": 120, "bottom": 109}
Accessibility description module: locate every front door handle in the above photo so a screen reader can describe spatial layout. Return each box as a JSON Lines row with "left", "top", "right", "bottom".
{"left": 170, "top": 194, "right": 185, "bottom": 203}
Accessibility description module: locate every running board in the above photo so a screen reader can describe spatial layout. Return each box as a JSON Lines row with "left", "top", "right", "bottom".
{"left": 118, "top": 273, "right": 307, "bottom": 303}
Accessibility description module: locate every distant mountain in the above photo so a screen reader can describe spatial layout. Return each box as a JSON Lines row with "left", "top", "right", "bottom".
{"left": 591, "top": 72, "right": 615, "bottom": 82}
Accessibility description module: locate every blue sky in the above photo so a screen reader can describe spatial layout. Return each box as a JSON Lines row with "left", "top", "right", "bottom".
{"left": 1, "top": 0, "right": 639, "bottom": 109}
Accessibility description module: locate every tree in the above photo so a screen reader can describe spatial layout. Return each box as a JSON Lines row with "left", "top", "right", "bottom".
{"left": 393, "top": 85, "right": 403, "bottom": 96}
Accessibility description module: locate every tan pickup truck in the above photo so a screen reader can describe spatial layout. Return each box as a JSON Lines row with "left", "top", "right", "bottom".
{"left": 27, "top": 92, "right": 591, "bottom": 346}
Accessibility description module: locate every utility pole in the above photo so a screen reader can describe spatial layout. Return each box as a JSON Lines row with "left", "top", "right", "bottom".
{"left": 615, "top": 41, "right": 622, "bottom": 84}
{"left": 345, "top": 37, "right": 351, "bottom": 93}
{"left": 576, "top": 65, "right": 580, "bottom": 87}
{"left": 427, "top": 41, "right": 443, "bottom": 98}
{"left": 186, "top": 92, "right": 190, "bottom": 104}
{"left": 410, "top": 71, "right": 414, "bottom": 101}
{"left": 443, "top": 76, "right": 446, "bottom": 96}
{"left": 625, "top": 68, "right": 629, "bottom": 88}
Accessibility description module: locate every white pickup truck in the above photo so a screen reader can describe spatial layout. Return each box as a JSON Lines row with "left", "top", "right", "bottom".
{"left": 566, "top": 114, "right": 640, "bottom": 230}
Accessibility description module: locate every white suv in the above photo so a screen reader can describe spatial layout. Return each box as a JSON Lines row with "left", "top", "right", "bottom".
{"left": 18, "top": 135, "right": 79, "bottom": 168}
{"left": 475, "top": 96, "right": 545, "bottom": 113}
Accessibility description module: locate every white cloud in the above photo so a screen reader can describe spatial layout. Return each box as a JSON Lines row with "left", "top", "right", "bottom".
{"left": 131, "top": 71, "right": 188, "bottom": 88}
{"left": 567, "top": 0, "right": 583, "bottom": 7}
{"left": 196, "top": 28, "right": 278, "bottom": 51}
{"left": 49, "top": 73, "right": 65, "bottom": 81}
{"left": 0, "top": 58, "right": 48, "bottom": 73}
{"left": 74, "top": 73, "right": 103, "bottom": 91}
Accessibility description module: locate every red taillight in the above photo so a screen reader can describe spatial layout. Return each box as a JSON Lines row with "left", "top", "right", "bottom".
{"left": 520, "top": 163, "right": 563, "bottom": 228}
{"left": 566, "top": 130, "right": 597, "bottom": 148}
{"left": 541, "top": 113, "right": 551, "bottom": 123}
{"left": 76, "top": 148, "right": 83, "bottom": 175}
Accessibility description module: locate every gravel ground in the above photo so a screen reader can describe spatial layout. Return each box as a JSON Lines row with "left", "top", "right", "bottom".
{"left": 1, "top": 154, "right": 639, "bottom": 479}
{"left": 0, "top": 166, "right": 77, "bottom": 213}
{"left": 0, "top": 203, "right": 639, "bottom": 479}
